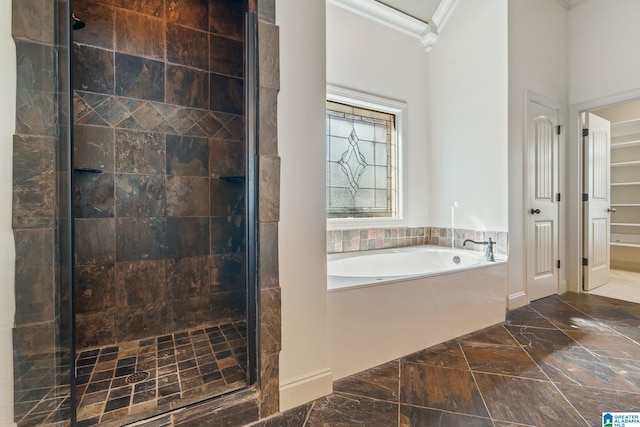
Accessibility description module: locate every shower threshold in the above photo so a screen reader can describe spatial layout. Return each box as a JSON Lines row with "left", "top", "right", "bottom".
{"left": 75, "top": 321, "right": 248, "bottom": 426}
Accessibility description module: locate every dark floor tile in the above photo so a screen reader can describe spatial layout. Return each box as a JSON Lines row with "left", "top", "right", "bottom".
{"left": 458, "top": 324, "right": 520, "bottom": 347}
{"left": 557, "top": 382, "right": 640, "bottom": 427}
{"left": 400, "top": 363, "right": 488, "bottom": 418}
{"left": 305, "top": 394, "right": 397, "bottom": 427}
{"left": 505, "top": 305, "right": 557, "bottom": 329}
{"left": 400, "top": 405, "right": 493, "bottom": 427}
{"left": 510, "top": 326, "right": 639, "bottom": 392}
{"left": 474, "top": 372, "right": 585, "bottom": 426}
{"left": 595, "top": 356, "right": 640, "bottom": 392}
{"left": 563, "top": 329, "right": 640, "bottom": 359}
{"left": 461, "top": 343, "right": 547, "bottom": 380}
{"left": 334, "top": 360, "right": 399, "bottom": 403}
{"left": 400, "top": 339, "right": 467, "bottom": 370}
{"left": 530, "top": 297, "right": 612, "bottom": 333}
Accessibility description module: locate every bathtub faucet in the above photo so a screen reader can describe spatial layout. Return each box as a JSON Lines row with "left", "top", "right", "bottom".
{"left": 463, "top": 237, "right": 496, "bottom": 262}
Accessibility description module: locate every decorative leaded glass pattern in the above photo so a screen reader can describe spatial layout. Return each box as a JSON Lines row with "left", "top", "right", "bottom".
{"left": 326, "top": 101, "right": 397, "bottom": 218}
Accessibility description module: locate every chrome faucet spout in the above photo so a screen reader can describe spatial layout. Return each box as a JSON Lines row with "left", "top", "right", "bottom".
{"left": 463, "top": 237, "right": 496, "bottom": 262}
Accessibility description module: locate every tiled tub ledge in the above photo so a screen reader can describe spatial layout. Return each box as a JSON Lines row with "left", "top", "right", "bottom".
{"left": 327, "top": 226, "right": 508, "bottom": 256}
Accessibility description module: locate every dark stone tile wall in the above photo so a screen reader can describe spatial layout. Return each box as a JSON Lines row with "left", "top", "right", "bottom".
{"left": 72, "top": 0, "right": 248, "bottom": 349}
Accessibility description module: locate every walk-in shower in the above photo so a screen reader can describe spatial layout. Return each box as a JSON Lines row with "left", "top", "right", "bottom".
{"left": 11, "top": 0, "right": 269, "bottom": 425}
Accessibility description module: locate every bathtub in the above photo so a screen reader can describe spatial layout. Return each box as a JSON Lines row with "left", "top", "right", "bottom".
{"left": 327, "top": 245, "right": 507, "bottom": 380}
{"left": 328, "top": 245, "right": 497, "bottom": 290}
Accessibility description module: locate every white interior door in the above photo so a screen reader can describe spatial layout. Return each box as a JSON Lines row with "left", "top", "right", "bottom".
{"left": 583, "top": 112, "right": 611, "bottom": 291}
{"left": 527, "top": 100, "right": 560, "bottom": 301}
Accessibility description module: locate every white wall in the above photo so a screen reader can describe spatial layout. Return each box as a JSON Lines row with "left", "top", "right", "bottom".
{"left": 566, "top": 0, "right": 640, "bottom": 290}
{"left": 0, "top": 1, "right": 16, "bottom": 425}
{"left": 569, "top": 0, "right": 640, "bottom": 105}
{"left": 326, "top": 4, "right": 430, "bottom": 227}
{"left": 508, "top": 0, "right": 568, "bottom": 307}
{"left": 275, "top": 0, "right": 333, "bottom": 411}
{"left": 426, "top": 0, "right": 509, "bottom": 233}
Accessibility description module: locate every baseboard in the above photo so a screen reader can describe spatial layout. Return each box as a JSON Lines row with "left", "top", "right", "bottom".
{"left": 508, "top": 291, "right": 528, "bottom": 309}
{"left": 279, "top": 368, "right": 333, "bottom": 411}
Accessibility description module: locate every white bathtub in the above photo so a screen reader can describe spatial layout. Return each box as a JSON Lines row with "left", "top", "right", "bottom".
{"left": 328, "top": 245, "right": 497, "bottom": 290}
{"left": 327, "top": 245, "right": 507, "bottom": 380}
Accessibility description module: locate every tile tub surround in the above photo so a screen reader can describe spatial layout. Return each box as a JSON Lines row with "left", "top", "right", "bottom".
{"left": 327, "top": 226, "right": 508, "bottom": 255}
{"left": 247, "top": 292, "right": 640, "bottom": 427}
{"left": 12, "top": 0, "right": 282, "bottom": 425}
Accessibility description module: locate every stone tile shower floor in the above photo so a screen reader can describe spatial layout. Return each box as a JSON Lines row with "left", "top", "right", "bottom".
{"left": 75, "top": 321, "right": 247, "bottom": 425}
{"left": 14, "top": 321, "right": 248, "bottom": 426}
{"left": 286, "top": 293, "right": 640, "bottom": 427}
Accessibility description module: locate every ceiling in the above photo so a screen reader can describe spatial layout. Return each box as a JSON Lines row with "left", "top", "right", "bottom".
{"left": 377, "top": 0, "right": 441, "bottom": 23}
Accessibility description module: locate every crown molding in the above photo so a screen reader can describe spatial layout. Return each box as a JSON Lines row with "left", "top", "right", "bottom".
{"left": 431, "top": 0, "right": 459, "bottom": 33}
{"left": 327, "top": 0, "right": 438, "bottom": 53}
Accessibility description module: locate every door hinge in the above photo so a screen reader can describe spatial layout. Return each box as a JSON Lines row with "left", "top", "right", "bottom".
{"left": 556, "top": 125, "right": 562, "bottom": 135}
{"left": 556, "top": 193, "right": 561, "bottom": 202}
{"left": 582, "top": 128, "right": 589, "bottom": 137}
{"left": 557, "top": 260, "right": 561, "bottom": 269}
{"left": 582, "top": 257, "right": 588, "bottom": 266}
{"left": 582, "top": 193, "right": 589, "bottom": 201}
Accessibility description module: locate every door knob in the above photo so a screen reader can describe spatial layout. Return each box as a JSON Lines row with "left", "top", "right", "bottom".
{"left": 530, "top": 208, "right": 541, "bottom": 215}
{"left": 607, "top": 207, "right": 617, "bottom": 213}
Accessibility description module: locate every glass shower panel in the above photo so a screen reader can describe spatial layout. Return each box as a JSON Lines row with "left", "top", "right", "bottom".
{"left": 70, "top": 0, "right": 250, "bottom": 424}
{"left": 12, "top": 0, "right": 74, "bottom": 425}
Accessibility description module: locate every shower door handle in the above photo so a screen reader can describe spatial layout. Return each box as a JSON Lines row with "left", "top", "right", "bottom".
{"left": 530, "top": 208, "right": 541, "bottom": 215}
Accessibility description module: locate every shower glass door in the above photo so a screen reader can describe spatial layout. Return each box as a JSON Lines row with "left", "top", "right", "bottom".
{"left": 70, "top": 0, "right": 253, "bottom": 424}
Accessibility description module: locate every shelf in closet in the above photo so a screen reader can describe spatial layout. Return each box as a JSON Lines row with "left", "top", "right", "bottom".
{"left": 611, "top": 204, "right": 640, "bottom": 207}
{"left": 611, "top": 231, "right": 640, "bottom": 247}
{"left": 611, "top": 140, "right": 640, "bottom": 149}
{"left": 611, "top": 181, "right": 640, "bottom": 186}
{"left": 611, "top": 160, "right": 640, "bottom": 167}
{"left": 611, "top": 223, "right": 640, "bottom": 227}
{"left": 611, "top": 242, "right": 640, "bottom": 248}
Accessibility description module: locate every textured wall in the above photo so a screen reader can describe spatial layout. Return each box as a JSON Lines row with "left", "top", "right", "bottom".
{"left": 71, "top": 0, "right": 247, "bottom": 349}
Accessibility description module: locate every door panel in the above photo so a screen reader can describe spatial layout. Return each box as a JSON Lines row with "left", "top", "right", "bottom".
{"left": 583, "top": 113, "right": 611, "bottom": 291}
{"left": 527, "top": 101, "right": 560, "bottom": 301}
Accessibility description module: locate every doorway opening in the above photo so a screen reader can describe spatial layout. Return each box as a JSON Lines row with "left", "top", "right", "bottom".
{"left": 581, "top": 100, "right": 640, "bottom": 303}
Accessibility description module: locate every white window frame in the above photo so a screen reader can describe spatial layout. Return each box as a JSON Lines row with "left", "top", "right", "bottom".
{"left": 326, "top": 85, "right": 407, "bottom": 230}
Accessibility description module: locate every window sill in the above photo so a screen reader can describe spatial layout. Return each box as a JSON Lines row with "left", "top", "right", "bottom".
{"left": 327, "top": 217, "right": 408, "bottom": 231}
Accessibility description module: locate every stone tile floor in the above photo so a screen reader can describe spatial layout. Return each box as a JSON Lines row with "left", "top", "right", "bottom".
{"left": 14, "top": 321, "right": 248, "bottom": 427}
{"left": 298, "top": 293, "right": 640, "bottom": 426}
{"left": 75, "top": 321, "right": 247, "bottom": 426}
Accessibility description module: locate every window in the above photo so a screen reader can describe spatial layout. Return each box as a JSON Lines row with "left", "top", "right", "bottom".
{"left": 326, "top": 87, "right": 405, "bottom": 225}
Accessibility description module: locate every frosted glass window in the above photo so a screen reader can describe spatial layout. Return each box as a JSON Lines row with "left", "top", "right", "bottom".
{"left": 326, "top": 100, "right": 397, "bottom": 218}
